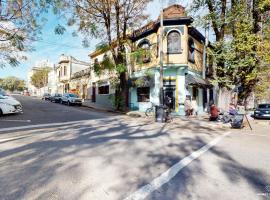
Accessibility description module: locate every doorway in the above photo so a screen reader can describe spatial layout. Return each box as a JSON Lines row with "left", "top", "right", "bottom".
{"left": 92, "top": 83, "right": 96, "bottom": 102}
{"left": 163, "top": 78, "right": 176, "bottom": 111}
{"left": 164, "top": 88, "right": 175, "bottom": 110}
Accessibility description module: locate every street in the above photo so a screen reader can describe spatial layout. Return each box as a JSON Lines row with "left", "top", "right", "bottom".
{"left": 0, "top": 95, "right": 113, "bottom": 129}
{"left": 0, "top": 96, "right": 270, "bottom": 200}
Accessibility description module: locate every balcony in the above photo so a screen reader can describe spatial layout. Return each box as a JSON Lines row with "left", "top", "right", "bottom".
{"left": 71, "top": 68, "right": 91, "bottom": 80}
{"left": 59, "top": 55, "right": 70, "bottom": 64}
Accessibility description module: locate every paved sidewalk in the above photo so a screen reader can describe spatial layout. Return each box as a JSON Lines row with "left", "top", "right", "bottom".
{"left": 82, "top": 100, "right": 115, "bottom": 112}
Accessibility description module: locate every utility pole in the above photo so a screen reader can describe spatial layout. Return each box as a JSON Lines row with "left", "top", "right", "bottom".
{"left": 202, "top": 23, "right": 209, "bottom": 79}
{"left": 203, "top": 22, "right": 210, "bottom": 110}
{"left": 159, "top": 0, "right": 164, "bottom": 105}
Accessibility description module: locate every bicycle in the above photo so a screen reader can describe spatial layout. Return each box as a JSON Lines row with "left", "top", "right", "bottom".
{"left": 145, "top": 102, "right": 156, "bottom": 117}
{"left": 164, "top": 106, "right": 173, "bottom": 122}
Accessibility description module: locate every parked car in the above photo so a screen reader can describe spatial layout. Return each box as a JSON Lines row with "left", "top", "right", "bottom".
{"left": 50, "top": 93, "right": 62, "bottom": 103}
{"left": 23, "top": 90, "right": 30, "bottom": 96}
{"left": 0, "top": 95, "right": 23, "bottom": 116}
{"left": 42, "top": 93, "right": 51, "bottom": 100}
{"left": 0, "top": 88, "right": 15, "bottom": 100}
{"left": 0, "top": 88, "right": 7, "bottom": 96}
{"left": 254, "top": 104, "right": 270, "bottom": 119}
{"left": 60, "top": 93, "right": 82, "bottom": 106}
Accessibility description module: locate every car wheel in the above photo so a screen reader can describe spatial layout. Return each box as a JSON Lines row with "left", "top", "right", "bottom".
{"left": 0, "top": 109, "right": 3, "bottom": 117}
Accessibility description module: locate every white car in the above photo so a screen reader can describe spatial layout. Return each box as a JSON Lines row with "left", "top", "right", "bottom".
{"left": 60, "top": 93, "right": 82, "bottom": 106}
{"left": 0, "top": 95, "right": 23, "bottom": 116}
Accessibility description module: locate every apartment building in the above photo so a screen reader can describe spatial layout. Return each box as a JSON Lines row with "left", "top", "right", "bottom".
{"left": 55, "top": 54, "right": 90, "bottom": 95}
{"left": 88, "top": 4, "right": 212, "bottom": 115}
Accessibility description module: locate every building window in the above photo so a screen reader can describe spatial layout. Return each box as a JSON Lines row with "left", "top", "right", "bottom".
{"left": 98, "top": 85, "right": 109, "bottom": 95}
{"left": 188, "top": 38, "right": 195, "bottom": 63}
{"left": 64, "top": 66, "right": 67, "bottom": 76}
{"left": 137, "top": 87, "right": 150, "bottom": 102}
{"left": 167, "top": 31, "right": 181, "bottom": 54}
{"left": 192, "top": 87, "right": 197, "bottom": 98}
{"left": 138, "top": 40, "right": 151, "bottom": 63}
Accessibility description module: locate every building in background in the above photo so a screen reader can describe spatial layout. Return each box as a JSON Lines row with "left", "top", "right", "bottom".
{"left": 27, "top": 59, "right": 54, "bottom": 96}
{"left": 55, "top": 54, "right": 90, "bottom": 95}
{"left": 88, "top": 4, "right": 211, "bottom": 115}
{"left": 47, "top": 65, "right": 57, "bottom": 95}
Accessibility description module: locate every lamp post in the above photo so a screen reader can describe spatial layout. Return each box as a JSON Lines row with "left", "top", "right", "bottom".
{"left": 159, "top": 0, "right": 164, "bottom": 105}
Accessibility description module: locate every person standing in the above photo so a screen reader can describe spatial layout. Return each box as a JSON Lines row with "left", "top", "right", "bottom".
{"left": 184, "top": 96, "right": 192, "bottom": 116}
{"left": 191, "top": 97, "right": 198, "bottom": 116}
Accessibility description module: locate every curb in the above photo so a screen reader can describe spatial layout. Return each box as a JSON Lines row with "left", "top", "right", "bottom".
{"left": 82, "top": 104, "right": 126, "bottom": 115}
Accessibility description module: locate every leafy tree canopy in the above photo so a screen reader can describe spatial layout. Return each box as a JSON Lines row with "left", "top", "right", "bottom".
{"left": 0, "top": 0, "right": 65, "bottom": 68}
{"left": 0, "top": 76, "right": 25, "bottom": 91}
{"left": 31, "top": 67, "right": 51, "bottom": 89}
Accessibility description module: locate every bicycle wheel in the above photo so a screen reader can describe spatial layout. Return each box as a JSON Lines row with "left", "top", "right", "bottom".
{"left": 145, "top": 108, "right": 154, "bottom": 117}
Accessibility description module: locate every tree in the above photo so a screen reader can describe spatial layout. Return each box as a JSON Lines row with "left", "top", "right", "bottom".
{"left": 191, "top": 0, "right": 229, "bottom": 88}
{"left": 31, "top": 67, "right": 51, "bottom": 89}
{"left": 191, "top": 0, "right": 270, "bottom": 105}
{"left": 0, "top": 76, "right": 25, "bottom": 91}
{"left": 0, "top": 0, "right": 63, "bottom": 68}
{"left": 59, "top": 0, "right": 152, "bottom": 110}
{"left": 255, "top": 4, "right": 270, "bottom": 102}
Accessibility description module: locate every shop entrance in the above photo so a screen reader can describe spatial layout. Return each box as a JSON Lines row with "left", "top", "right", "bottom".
{"left": 163, "top": 78, "right": 176, "bottom": 111}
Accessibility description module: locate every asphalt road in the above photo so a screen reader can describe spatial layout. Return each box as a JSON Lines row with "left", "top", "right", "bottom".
{"left": 0, "top": 96, "right": 270, "bottom": 200}
{"left": 0, "top": 95, "right": 113, "bottom": 128}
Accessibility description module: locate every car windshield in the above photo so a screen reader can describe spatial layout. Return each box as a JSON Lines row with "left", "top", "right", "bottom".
{"left": 0, "top": 95, "right": 7, "bottom": 99}
{"left": 258, "top": 104, "right": 270, "bottom": 109}
{"left": 0, "top": 89, "right": 7, "bottom": 96}
{"left": 69, "top": 94, "right": 78, "bottom": 98}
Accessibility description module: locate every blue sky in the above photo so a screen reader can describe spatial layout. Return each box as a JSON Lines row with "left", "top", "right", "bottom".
{"left": 0, "top": 0, "right": 190, "bottom": 80}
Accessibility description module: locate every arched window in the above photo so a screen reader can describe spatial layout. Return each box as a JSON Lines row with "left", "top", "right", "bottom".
{"left": 188, "top": 38, "right": 195, "bottom": 63}
{"left": 138, "top": 40, "right": 151, "bottom": 63}
{"left": 167, "top": 31, "right": 181, "bottom": 54}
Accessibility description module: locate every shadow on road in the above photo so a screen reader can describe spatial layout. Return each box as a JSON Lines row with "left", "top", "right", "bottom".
{"left": 0, "top": 117, "right": 269, "bottom": 200}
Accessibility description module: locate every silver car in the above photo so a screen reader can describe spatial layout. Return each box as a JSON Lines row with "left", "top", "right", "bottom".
{"left": 60, "top": 93, "right": 82, "bottom": 106}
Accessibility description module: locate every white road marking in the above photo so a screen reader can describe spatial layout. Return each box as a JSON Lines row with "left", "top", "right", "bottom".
{"left": 239, "top": 133, "right": 270, "bottom": 139}
{"left": 124, "top": 131, "right": 231, "bottom": 200}
{"left": 0, "top": 119, "right": 91, "bottom": 132}
{"left": 0, "top": 126, "right": 93, "bottom": 142}
{"left": 0, "top": 119, "right": 31, "bottom": 123}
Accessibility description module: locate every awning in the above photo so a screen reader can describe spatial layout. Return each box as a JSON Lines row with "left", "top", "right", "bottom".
{"left": 185, "top": 74, "right": 212, "bottom": 88}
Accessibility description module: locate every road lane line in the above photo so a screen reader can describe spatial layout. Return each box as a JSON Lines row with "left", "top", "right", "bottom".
{"left": 0, "top": 119, "right": 91, "bottom": 132}
{"left": 124, "top": 131, "right": 231, "bottom": 200}
{"left": 239, "top": 133, "right": 270, "bottom": 139}
{"left": 0, "top": 126, "right": 93, "bottom": 142}
{"left": 0, "top": 119, "right": 31, "bottom": 123}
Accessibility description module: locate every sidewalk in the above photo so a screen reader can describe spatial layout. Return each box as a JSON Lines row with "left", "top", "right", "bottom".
{"left": 82, "top": 100, "right": 115, "bottom": 112}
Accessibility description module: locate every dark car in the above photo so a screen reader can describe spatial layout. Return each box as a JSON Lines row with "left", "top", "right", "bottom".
{"left": 42, "top": 93, "right": 51, "bottom": 100}
{"left": 50, "top": 93, "right": 62, "bottom": 103}
{"left": 254, "top": 104, "right": 270, "bottom": 119}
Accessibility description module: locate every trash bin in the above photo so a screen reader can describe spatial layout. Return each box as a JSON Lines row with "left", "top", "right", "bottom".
{"left": 155, "top": 105, "right": 166, "bottom": 123}
{"left": 231, "top": 114, "right": 244, "bottom": 128}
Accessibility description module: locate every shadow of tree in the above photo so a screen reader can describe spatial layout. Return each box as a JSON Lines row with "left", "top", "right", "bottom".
{"left": 0, "top": 116, "right": 269, "bottom": 200}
